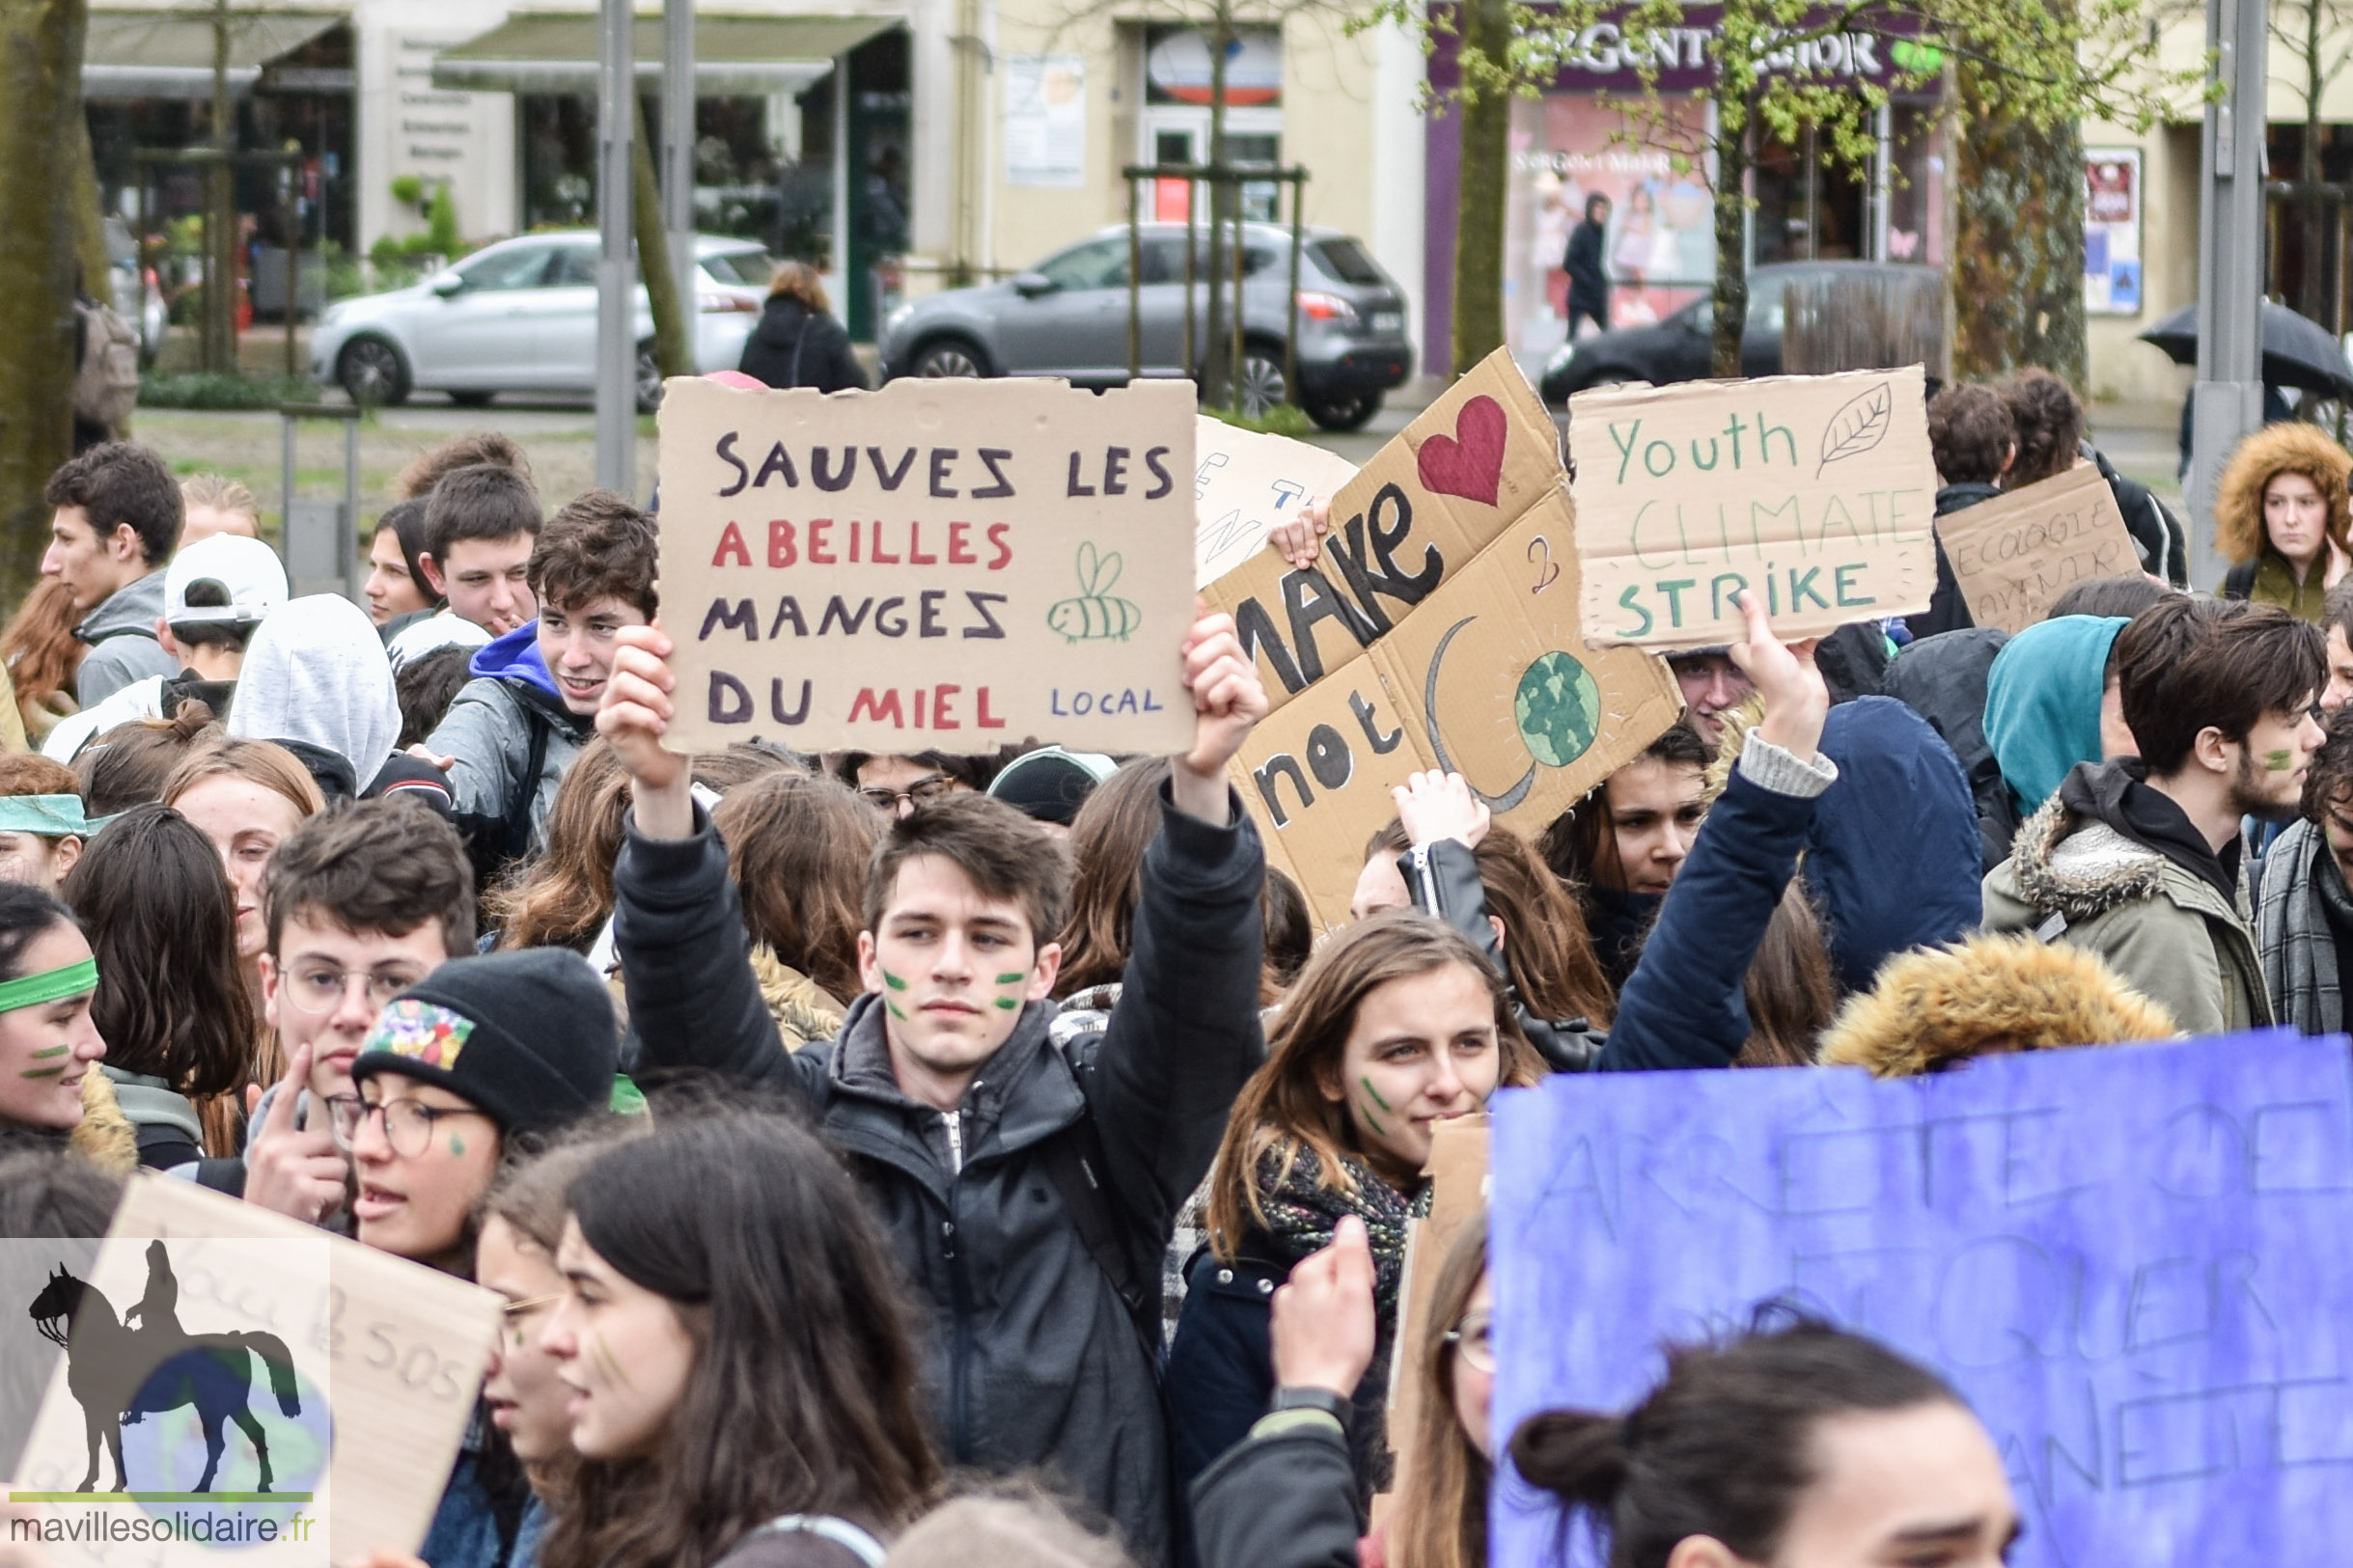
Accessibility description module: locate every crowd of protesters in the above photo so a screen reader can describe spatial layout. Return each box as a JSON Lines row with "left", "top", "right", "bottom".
{"left": 0, "top": 356, "right": 2341, "bottom": 1568}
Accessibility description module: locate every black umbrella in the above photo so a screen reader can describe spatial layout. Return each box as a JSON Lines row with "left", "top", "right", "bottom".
{"left": 2140, "top": 300, "right": 2353, "bottom": 399}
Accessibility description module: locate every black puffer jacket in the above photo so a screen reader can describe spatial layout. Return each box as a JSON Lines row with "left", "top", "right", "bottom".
{"left": 739, "top": 295, "right": 870, "bottom": 393}
{"left": 1191, "top": 1413, "right": 1362, "bottom": 1568}
{"left": 613, "top": 786, "right": 1265, "bottom": 1567}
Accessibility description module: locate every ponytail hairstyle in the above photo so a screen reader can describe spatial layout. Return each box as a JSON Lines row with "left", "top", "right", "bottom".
{"left": 1509, "top": 1312, "right": 1960, "bottom": 1568}
{"left": 1385, "top": 1219, "right": 1492, "bottom": 1568}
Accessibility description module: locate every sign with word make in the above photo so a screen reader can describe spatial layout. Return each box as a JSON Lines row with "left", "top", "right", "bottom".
{"left": 1569, "top": 365, "right": 1938, "bottom": 648}
{"left": 1489, "top": 1032, "right": 2353, "bottom": 1568}
{"left": 655, "top": 375, "right": 1197, "bottom": 755}
{"left": 1204, "top": 351, "right": 1681, "bottom": 927}
{"left": 1933, "top": 461, "right": 2141, "bottom": 633}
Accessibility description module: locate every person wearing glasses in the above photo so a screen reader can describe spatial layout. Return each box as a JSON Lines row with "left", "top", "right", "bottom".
{"left": 240, "top": 801, "right": 478, "bottom": 1227}
{"left": 837, "top": 749, "right": 987, "bottom": 818}
{"left": 340, "top": 946, "right": 621, "bottom": 1568}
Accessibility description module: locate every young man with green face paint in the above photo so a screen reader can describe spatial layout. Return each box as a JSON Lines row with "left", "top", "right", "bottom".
{"left": 600, "top": 608, "right": 1270, "bottom": 1565}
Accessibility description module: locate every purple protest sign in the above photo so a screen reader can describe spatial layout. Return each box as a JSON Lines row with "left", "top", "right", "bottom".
{"left": 1491, "top": 1032, "right": 2353, "bottom": 1566}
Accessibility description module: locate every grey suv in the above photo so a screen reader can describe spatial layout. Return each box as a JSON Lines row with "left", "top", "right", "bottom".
{"left": 877, "top": 223, "right": 1411, "bottom": 430}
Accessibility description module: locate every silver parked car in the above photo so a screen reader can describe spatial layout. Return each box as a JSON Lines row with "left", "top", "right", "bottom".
{"left": 310, "top": 232, "right": 777, "bottom": 410}
{"left": 877, "top": 223, "right": 1412, "bottom": 430}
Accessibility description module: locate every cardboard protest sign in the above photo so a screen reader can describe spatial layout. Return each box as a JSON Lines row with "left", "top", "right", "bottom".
{"left": 1569, "top": 365, "right": 1938, "bottom": 648}
{"left": 1208, "top": 351, "right": 1682, "bottom": 926}
{"left": 655, "top": 375, "right": 1196, "bottom": 755}
{"left": 1386, "top": 1115, "right": 1489, "bottom": 1500}
{"left": 1933, "top": 462, "right": 2141, "bottom": 632}
{"left": 9, "top": 1173, "right": 499, "bottom": 1568}
{"left": 1192, "top": 415, "right": 1361, "bottom": 587}
{"left": 1490, "top": 1032, "right": 2353, "bottom": 1568}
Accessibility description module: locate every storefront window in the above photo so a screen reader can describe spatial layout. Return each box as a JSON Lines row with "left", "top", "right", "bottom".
{"left": 519, "top": 95, "right": 783, "bottom": 238}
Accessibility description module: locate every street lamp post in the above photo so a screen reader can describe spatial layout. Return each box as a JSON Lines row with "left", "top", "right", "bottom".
{"left": 595, "top": 0, "right": 636, "bottom": 496}
{"left": 2188, "top": 0, "right": 2270, "bottom": 588}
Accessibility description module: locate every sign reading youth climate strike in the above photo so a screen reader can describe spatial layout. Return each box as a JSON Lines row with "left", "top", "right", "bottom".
{"left": 1203, "top": 350, "right": 1681, "bottom": 928}
{"left": 1568, "top": 366, "right": 1938, "bottom": 649}
{"left": 655, "top": 376, "right": 1197, "bottom": 755}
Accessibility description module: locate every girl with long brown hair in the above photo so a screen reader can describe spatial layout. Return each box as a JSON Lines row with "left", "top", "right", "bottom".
{"left": 1, "top": 579, "right": 88, "bottom": 745}
{"left": 1166, "top": 913, "right": 1538, "bottom": 1517}
{"left": 709, "top": 770, "right": 877, "bottom": 1048}
{"left": 536, "top": 1112, "right": 938, "bottom": 1568}
{"left": 1374, "top": 1220, "right": 1493, "bottom": 1568}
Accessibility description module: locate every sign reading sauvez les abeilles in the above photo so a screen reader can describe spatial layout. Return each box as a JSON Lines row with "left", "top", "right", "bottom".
{"left": 655, "top": 375, "right": 1197, "bottom": 755}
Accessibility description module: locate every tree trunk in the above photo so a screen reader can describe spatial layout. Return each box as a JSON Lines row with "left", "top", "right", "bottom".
{"left": 1708, "top": 107, "right": 1751, "bottom": 377}
{"left": 0, "top": 0, "right": 86, "bottom": 601}
{"left": 631, "top": 95, "right": 694, "bottom": 380}
{"left": 2303, "top": 3, "right": 2329, "bottom": 324}
{"left": 1951, "top": 55, "right": 2087, "bottom": 382}
{"left": 1201, "top": 0, "right": 1234, "bottom": 407}
{"left": 1450, "top": 0, "right": 1510, "bottom": 373}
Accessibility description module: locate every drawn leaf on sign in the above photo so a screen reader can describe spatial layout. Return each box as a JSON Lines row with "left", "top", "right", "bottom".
{"left": 1815, "top": 381, "right": 1892, "bottom": 476}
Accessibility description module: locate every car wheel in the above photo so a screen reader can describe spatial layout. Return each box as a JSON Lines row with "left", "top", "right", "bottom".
{"left": 912, "top": 338, "right": 987, "bottom": 378}
{"left": 1304, "top": 390, "right": 1382, "bottom": 432}
{"left": 337, "top": 336, "right": 410, "bottom": 407}
{"left": 1237, "top": 345, "right": 1287, "bottom": 418}
{"left": 635, "top": 343, "right": 664, "bottom": 414}
{"left": 448, "top": 390, "right": 495, "bottom": 408}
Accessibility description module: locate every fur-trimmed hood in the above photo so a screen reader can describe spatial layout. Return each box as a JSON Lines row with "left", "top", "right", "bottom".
{"left": 2000, "top": 788, "right": 2171, "bottom": 922}
{"left": 1818, "top": 933, "right": 2177, "bottom": 1077}
{"left": 2214, "top": 421, "right": 2352, "bottom": 565}
{"left": 69, "top": 1067, "right": 139, "bottom": 1175}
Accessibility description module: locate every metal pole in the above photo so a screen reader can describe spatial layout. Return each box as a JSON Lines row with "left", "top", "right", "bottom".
{"left": 280, "top": 414, "right": 294, "bottom": 536}
{"left": 344, "top": 417, "right": 361, "bottom": 597}
{"left": 1229, "top": 177, "right": 1244, "bottom": 414}
{"left": 284, "top": 165, "right": 299, "bottom": 379}
{"left": 664, "top": 0, "right": 697, "bottom": 316}
{"left": 209, "top": 0, "right": 232, "bottom": 373}
{"left": 1284, "top": 170, "right": 1303, "bottom": 407}
{"left": 1126, "top": 176, "right": 1142, "bottom": 383}
{"left": 2189, "top": 0, "right": 2270, "bottom": 589}
{"left": 1183, "top": 179, "right": 1198, "bottom": 383}
{"left": 595, "top": 0, "right": 637, "bottom": 496}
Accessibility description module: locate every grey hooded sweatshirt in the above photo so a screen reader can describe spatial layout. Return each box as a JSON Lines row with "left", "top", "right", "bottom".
{"left": 75, "top": 568, "right": 177, "bottom": 705}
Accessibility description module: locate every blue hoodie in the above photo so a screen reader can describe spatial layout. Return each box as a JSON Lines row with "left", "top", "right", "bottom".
{"left": 1983, "top": 615, "right": 2130, "bottom": 818}
{"left": 468, "top": 620, "right": 562, "bottom": 700}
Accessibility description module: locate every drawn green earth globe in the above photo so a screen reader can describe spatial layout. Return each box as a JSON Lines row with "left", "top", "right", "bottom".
{"left": 1514, "top": 651, "right": 1601, "bottom": 768}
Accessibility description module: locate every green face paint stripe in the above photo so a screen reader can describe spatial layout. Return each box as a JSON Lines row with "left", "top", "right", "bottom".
{"left": 1360, "top": 1104, "right": 1386, "bottom": 1136}
{"left": 995, "top": 973, "right": 1026, "bottom": 985}
{"left": 882, "top": 971, "right": 910, "bottom": 991}
{"left": 450, "top": 1135, "right": 466, "bottom": 1156}
{"left": 2266, "top": 749, "right": 2295, "bottom": 771}
{"left": 27, "top": 1044, "right": 68, "bottom": 1059}
{"left": 886, "top": 999, "right": 908, "bottom": 1020}
{"left": 993, "top": 997, "right": 1019, "bottom": 1010}
{"left": 19, "top": 1066, "right": 64, "bottom": 1079}
{"left": 1360, "top": 1077, "right": 1394, "bottom": 1114}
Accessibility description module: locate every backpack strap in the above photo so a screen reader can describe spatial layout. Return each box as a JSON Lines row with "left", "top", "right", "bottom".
{"left": 743, "top": 1515, "right": 886, "bottom": 1568}
{"left": 1041, "top": 1031, "right": 1164, "bottom": 1362}
{"left": 500, "top": 710, "right": 555, "bottom": 868}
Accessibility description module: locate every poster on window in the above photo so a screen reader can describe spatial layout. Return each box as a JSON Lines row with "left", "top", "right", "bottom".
{"left": 1005, "top": 55, "right": 1086, "bottom": 188}
{"left": 1504, "top": 95, "right": 1715, "bottom": 377}
{"left": 2084, "top": 148, "right": 2143, "bottom": 316}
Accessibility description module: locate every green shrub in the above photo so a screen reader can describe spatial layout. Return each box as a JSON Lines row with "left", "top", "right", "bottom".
{"left": 139, "top": 372, "right": 319, "bottom": 410}
{"left": 427, "top": 185, "right": 460, "bottom": 257}
{"left": 1203, "top": 400, "right": 1315, "bottom": 438}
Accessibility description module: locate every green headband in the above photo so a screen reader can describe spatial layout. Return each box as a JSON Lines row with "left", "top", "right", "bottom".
{"left": 0, "top": 956, "right": 97, "bottom": 1014}
{"left": 0, "top": 795, "right": 105, "bottom": 839}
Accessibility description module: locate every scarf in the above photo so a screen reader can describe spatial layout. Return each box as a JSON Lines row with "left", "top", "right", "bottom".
{"left": 1252, "top": 1140, "right": 1429, "bottom": 1322}
{"left": 2259, "top": 818, "right": 2347, "bottom": 1035}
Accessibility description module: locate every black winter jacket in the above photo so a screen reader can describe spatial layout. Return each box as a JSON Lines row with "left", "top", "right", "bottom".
{"left": 1191, "top": 1413, "right": 1362, "bottom": 1568}
{"left": 1395, "top": 839, "right": 1600, "bottom": 1069}
{"left": 739, "top": 295, "right": 870, "bottom": 393}
{"left": 612, "top": 786, "right": 1265, "bottom": 1567}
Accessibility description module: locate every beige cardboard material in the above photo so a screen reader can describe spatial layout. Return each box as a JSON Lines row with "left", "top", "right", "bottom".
{"left": 1569, "top": 366, "right": 1939, "bottom": 648}
{"left": 11, "top": 1173, "right": 498, "bottom": 1568}
{"left": 655, "top": 375, "right": 1196, "bottom": 755}
{"left": 1385, "top": 1114, "right": 1490, "bottom": 1500}
{"left": 1192, "top": 416, "right": 1363, "bottom": 588}
{"left": 1204, "top": 348, "right": 1565, "bottom": 713}
{"left": 1931, "top": 461, "right": 2141, "bottom": 633}
{"left": 1231, "top": 486, "right": 1682, "bottom": 929}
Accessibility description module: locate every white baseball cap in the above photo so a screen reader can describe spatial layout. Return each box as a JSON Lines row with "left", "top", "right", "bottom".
{"left": 166, "top": 535, "right": 289, "bottom": 628}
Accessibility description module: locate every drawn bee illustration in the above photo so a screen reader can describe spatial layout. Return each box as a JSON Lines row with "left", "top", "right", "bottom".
{"left": 1046, "top": 542, "right": 1141, "bottom": 643}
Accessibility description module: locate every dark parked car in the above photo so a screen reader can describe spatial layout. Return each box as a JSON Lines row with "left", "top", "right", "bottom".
{"left": 877, "top": 223, "right": 1411, "bottom": 430}
{"left": 1540, "top": 261, "right": 1932, "bottom": 403}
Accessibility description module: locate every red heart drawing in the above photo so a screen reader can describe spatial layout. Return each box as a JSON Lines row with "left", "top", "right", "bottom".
{"left": 1416, "top": 395, "right": 1509, "bottom": 507}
